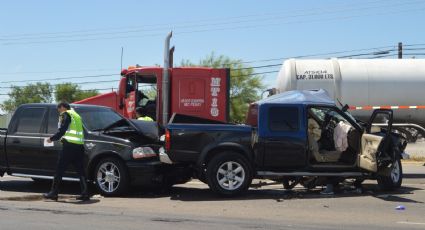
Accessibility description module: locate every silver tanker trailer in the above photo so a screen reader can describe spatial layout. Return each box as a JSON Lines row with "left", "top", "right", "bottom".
{"left": 274, "top": 58, "right": 425, "bottom": 142}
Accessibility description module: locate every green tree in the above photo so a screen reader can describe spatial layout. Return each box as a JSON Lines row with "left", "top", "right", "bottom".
{"left": 181, "top": 53, "right": 265, "bottom": 123}
{"left": 54, "top": 83, "right": 99, "bottom": 103}
{"left": 0, "top": 83, "right": 52, "bottom": 113}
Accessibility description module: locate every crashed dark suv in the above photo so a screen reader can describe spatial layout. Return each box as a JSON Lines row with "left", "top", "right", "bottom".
{"left": 0, "top": 104, "right": 190, "bottom": 196}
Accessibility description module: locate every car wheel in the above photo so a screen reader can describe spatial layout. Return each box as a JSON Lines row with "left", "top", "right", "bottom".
{"left": 377, "top": 156, "right": 403, "bottom": 191}
{"left": 206, "top": 152, "right": 252, "bottom": 197}
{"left": 94, "top": 157, "right": 129, "bottom": 196}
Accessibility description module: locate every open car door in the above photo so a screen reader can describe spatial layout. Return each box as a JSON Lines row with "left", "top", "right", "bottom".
{"left": 358, "top": 109, "right": 393, "bottom": 172}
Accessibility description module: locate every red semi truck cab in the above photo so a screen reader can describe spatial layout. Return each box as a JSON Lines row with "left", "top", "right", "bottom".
{"left": 74, "top": 66, "right": 230, "bottom": 124}
{"left": 75, "top": 32, "right": 230, "bottom": 125}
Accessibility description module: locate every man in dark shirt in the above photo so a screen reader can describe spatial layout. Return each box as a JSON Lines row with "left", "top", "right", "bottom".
{"left": 43, "top": 102, "right": 90, "bottom": 201}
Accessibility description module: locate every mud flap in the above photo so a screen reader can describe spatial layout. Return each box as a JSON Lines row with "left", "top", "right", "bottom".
{"left": 358, "top": 134, "right": 383, "bottom": 172}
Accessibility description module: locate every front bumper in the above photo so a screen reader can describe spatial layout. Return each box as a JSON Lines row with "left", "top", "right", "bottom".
{"left": 126, "top": 159, "right": 192, "bottom": 187}
{"left": 126, "top": 160, "right": 164, "bottom": 186}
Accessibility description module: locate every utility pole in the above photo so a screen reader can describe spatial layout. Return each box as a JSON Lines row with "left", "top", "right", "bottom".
{"left": 398, "top": 42, "right": 402, "bottom": 59}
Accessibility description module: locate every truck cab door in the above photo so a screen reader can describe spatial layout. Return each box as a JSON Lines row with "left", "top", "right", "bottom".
{"left": 6, "top": 106, "right": 46, "bottom": 174}
{"left": 39, "top": 107, "right": 66, "bottom": 175}
{"left": 259, "top": 104, "right": 307, "bottom": 170}
{"left": 124, "top": 75, "right": 137, "bottom": 118}
{"left": 358, "top": 109, "right": 393, "bottom": 172}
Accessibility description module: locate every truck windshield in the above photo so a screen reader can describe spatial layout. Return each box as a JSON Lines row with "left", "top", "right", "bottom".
{"left": 74, "top": 107, "right": 123, "bottom": 131}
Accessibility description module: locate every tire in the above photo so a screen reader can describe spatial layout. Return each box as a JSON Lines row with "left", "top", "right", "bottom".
{"left": 206, "top": 152, "right": 252, "bottom": 197}
{"left": 282, "top": 177, "right": 301, "bottom": 190}
{"left": 377, "top": 156, "right": 403, "bottom": 191}
{"left": 300, "top": 177, "right": 317, "bottom": 190}
{"left": 94, "top": 157, "right": 129, "bottom": 196}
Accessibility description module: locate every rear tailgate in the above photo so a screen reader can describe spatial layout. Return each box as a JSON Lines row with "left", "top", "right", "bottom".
{"left": 165, "top": 123, "right": 253, "bottom": 163}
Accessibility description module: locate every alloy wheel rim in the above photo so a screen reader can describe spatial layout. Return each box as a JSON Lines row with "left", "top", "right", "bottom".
{"left": 216, "top": 161, "right": 245, "bottom": 191}
{"left": 97, "top": 162, "right": 121, "bottom": 193}
{"left": 390, "top": 161, "right": 400, "bottom": 183}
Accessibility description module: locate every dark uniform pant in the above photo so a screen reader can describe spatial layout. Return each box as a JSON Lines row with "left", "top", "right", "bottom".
{"left": 55, "top": 141, "right": 86, "bottom": 180}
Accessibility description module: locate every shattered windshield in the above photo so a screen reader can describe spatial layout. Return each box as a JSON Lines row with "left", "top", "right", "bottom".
{"left": 309, "top": 107, "right": 353, "bottom": 124}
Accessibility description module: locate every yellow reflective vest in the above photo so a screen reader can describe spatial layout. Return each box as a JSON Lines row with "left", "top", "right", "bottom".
{"left": 62, "top": 109, "right": 84, "bottom": 145}
{"left": 137, "top": 116, "right": 154, "bottom": 121}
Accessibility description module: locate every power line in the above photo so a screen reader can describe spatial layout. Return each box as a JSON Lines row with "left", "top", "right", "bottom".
{"left": 240, "top": 45, "right": 397, "bottom": 64}
{"left": 370, "top": 54, "right": 398, "bottom": 59}
{"left": 1, "top": 1, "right": 403, "bottom": 42}
{"left": 232, "top": 64, "right": 282, "bottom": 70}
{"left": 403, "top": 47, "right": 425, "bottom": 51}
{"left": 3, "top": 3, "right": 425, "bottom": 45}
{"left": 0, "top": 79, "right": 120, "bottom": 89}
{"left": 0, "top": 43, "right": 423, "bottom": 88}
{"left": 336, "top": 49, "right": 396, "bottom": 58}
{"left": 0, "top": 70, "right": 278, "bottom": 90}
{"left": 403, "top": 53, "right": 425, "bottom": 56}
{"left": 0, "top": 74, "right": 119, "bottom": 84}
{"left": 403, "top": 43, "right": 425, "bottom": 47}
{"left": 0, "top": 68, "right": 116, "bottom": 75}
{"left": 0, "top": 87, "right": 116, "bottom": 96}
{"left": 0, "top": 0, "right": 397, "bottom": 40}
{"left": 234, "top": 71, "right": 280, "bottom": 77}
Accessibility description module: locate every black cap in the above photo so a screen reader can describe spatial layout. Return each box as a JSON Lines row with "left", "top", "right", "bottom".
{"left": 57, "top": 101, "right": 71, "bottom": 110}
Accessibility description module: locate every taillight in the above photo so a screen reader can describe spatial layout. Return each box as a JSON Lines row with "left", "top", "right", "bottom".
{"left": 165, "top": 130, "right": 171, "bottom": 151}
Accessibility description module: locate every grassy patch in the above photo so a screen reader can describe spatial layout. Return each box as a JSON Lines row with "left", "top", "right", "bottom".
{"left": 402, "top": 155, "right": 425, "bottom": 162}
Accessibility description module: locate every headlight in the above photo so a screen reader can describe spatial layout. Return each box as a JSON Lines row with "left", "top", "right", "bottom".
{"left": 132, "top": 147, "right": 157, "bottom": 159}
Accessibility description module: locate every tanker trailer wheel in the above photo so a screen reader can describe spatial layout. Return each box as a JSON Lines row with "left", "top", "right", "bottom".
{"left": 377, "top": 156, "right": 403, "bottom": 191}
{"left": 206, "top": 152, "right": 252, "bottom": 197}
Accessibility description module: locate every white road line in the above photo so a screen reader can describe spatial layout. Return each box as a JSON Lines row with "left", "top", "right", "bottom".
{"left": 397, "top": 221, "right": 425, "bottom": 226}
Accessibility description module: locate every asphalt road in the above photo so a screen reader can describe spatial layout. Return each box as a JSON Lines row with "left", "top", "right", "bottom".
{"left": 0, "top": 163, "right": 424, "bottom": 230}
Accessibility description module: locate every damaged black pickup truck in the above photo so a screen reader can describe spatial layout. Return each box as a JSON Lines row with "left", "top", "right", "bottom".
{"left": 161, "top": 90, "right": 408, "bottom": 196}
{"left": 0, "top": 103, "right": 190, "bottom": 196}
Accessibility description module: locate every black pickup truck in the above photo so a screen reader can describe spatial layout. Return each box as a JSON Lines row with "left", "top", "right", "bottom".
{"left": 161, "top": 90, "right": 408, "bottom": 196}
{"left": 0, "top": 103, "right": 190, "bottom": 196}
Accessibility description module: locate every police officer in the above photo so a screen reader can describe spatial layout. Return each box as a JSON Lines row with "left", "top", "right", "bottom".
{"left": 43, "top": 102, "right": 90, "bottom": 201}
{"left": 136, "top": 107, "right": 154, "bottom": 121}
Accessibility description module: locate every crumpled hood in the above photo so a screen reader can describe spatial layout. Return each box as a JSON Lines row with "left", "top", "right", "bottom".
{"left": 128, "top": 119, "right": 160, "bottom": 142}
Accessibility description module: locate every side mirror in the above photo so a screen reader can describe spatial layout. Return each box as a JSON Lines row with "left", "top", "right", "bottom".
{"left": 268, "top": 88, "right": 277, "bottom": 96}
{"left": 341, "top": 104, "right": 349, "bottom": 112}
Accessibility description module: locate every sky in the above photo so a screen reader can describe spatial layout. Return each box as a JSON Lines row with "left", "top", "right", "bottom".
{"left": 0, "top": 0, "right": 424, "bottom": 108}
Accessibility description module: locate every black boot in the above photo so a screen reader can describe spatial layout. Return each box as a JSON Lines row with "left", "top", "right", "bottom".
{"left": 43, "top": 177, "right": 60, "bottom": 201}
{"left": 76, "top": 176, "right": 90, "bottom": 201}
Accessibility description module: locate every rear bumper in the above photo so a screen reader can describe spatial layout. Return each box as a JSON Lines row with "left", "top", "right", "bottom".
{"left": 126, "top": 160, "right": 164, "bottom": 186}
{"left": 159, "top": 147, "right": 174, "bottom": 164}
